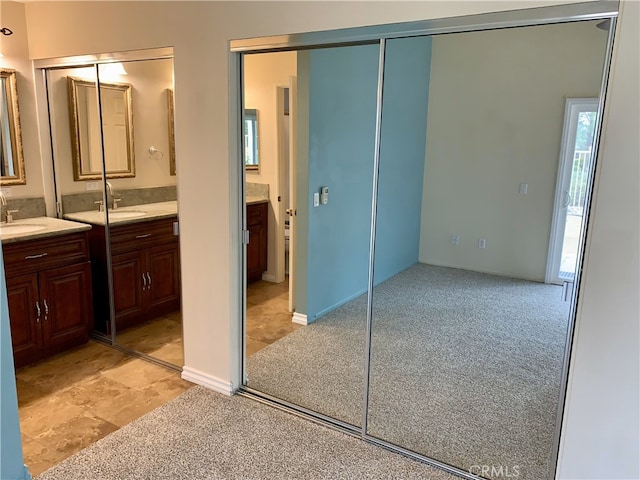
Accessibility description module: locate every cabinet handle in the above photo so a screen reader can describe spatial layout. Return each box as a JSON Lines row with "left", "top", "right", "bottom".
{"left": 146, "top": 272, "right": 152, "bottom": 288}
{"left": 135, "top": 234, "right": 151, "bottom": 239}
{"left": 25, "top": 253, "right": 48, "bottom": 260}
{"left": 43, "top": 299, "right": 49, "bottom": 321}
{"left": 142, "top": 273, "right": 147, "bottom": 290}
{"left": 35, "top": 301, "right": 41, "bottom": 322}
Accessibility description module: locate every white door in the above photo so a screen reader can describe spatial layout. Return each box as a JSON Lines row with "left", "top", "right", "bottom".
{"left": 547, "top": 98, "right": 598, "bottom": 284}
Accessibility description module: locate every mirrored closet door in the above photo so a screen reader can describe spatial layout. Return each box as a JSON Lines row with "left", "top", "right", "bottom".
{"left": 242, "top": 42, "right": 380, "bottom": 427}
{"left": 238, "top": 4, "right": 615, "bottom": 480}
{"left": 368, "top": 20, "right": 611, "bottom": 480}
{"left": 42, "top": 51, "right": 183, "bottom": 368}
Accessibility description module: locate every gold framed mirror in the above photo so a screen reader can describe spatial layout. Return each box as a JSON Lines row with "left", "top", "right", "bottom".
{"left": 68, "top": 76, "right": 135, "bottom": 180}
{"left": 0, "top": 69, "right": 26, "bottom": 185}
{"left": 167, "top": 88, "right": 176, "bottom": 176}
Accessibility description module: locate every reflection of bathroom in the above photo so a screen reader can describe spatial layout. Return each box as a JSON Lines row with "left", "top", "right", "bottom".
{"left": 0, "top": 17, "right": 186, "bottom": 468}
{"left": 243, "top": 52, "right": 300, "bottom": 355}
{"left": 1, "top": 43, "right": 183, "bottom": 368}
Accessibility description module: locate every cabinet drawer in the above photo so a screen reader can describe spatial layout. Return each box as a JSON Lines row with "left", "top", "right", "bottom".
{"left": 3, "top": 232, "right": 89, "bottom": 276}
{"left": 247, "top": 202, "right": 267, "bottom": 226}
{"left": 109, "top": 217, "right": 178, "bottom": 254}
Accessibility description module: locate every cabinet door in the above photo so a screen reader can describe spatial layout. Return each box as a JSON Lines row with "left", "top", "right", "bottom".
{"left": 146, "top": 242, "right": 181, "bottom": 316}
{"left": 6, "top": 273, "right": 42, "bottom": 368}
{"left": 39, "top": 262, "right": 92, "bottom": 355}
{"left": 246, "top": 222, "right": 266, "bottom": 282}
{"left": 111, "top": 251, "right": 146, "bottom": 329}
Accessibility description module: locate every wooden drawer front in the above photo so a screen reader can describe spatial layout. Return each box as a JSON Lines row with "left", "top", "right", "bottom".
{"left": 247, "top": 202, "right": 267, "bottom": 226}
{"left": 109, "top": 217, "right": 177, "bottom": 254}
{"left": 3, "top": 232, "right": 89, "bottom": 276}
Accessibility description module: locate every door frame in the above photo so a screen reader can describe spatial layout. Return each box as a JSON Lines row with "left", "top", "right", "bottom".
{"left": 546, "top": 98, "right": 599, "bottom": 284}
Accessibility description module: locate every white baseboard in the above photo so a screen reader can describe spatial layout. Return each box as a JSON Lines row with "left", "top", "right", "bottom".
{"left": 261, "top": 272, "right": 277, "bottom": 282}
{"left": 181, "top": 367, "right": 234, "bottom": 396}
{"left": 292, "top": 312, "right": 308, "bottom": 325}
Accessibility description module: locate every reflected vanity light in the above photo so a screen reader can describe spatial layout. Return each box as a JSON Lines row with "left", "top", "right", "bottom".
{"left": 100, "top": 62, "right": 128, "bottom": 78}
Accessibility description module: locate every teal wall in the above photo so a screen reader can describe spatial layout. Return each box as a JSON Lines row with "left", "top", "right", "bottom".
{"left": 0, "top": 244, "right": 30, "bottom": 480}
{"left": 304, "top": 43, "right": 379, "bottom": 321}
{"left": 297, "top": 38, "right": 432, "bottom": 322}
{"left": 373, "top": 37, "right": 432, "bottom": 283}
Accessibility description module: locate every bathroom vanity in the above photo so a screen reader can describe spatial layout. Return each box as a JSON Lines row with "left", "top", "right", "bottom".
{"left": 64, "top": 202, "right": 181, "bottom": 333}
{"left": 1, "top": 218, "right": 94, "bottom": 368}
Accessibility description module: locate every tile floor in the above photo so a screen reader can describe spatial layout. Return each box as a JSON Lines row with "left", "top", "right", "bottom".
{"left": 16, "top": 342, "right": 192, "bottom": 476}
{"left": 116, "top": 311, "right": 184, "bottom": 366}
{"left": 245, "top": 277, "right": 300, "bottom": 356}
{"left": 16, "top": 279, "right": 294, "bottom": 476}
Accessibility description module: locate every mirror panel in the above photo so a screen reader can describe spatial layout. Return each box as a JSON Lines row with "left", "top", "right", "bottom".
{"left": 68, "top": 76, "right": 135, "bottom": 180}
{"left": 367, "top": 21, "right": 609, "bottom": 480}
{"left": 108, "top": 59, "right": 183, "bottom": 368}
{"left": 0, "top": 69, "right": 26, "bottom": 185}
{"left": 243, "top": 44, "right": 380, "bottom": 426}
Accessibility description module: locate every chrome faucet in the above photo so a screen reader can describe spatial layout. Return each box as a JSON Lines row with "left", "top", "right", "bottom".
{"left": 0, "top": 191, "right": 17, "bottom": 223}
{"left": 105, "top": 181, "right": 121, "bottom": 210}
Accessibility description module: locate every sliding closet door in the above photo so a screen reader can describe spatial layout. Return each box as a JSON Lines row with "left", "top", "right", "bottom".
{"left": 367, "top": 21, "right": 609, "bottom": 480}
{"left": 243, "top": 43, "right": 380, "bottom": 427}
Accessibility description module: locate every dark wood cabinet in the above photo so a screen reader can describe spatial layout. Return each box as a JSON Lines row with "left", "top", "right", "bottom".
{"left": 89, "top": 217, "right": 181, "bottom": 332}
{"left": 247, "top": 202, "right": 268, "bottom": 283}
{"left": 3, "top": 232, "right": 93, "bottom": 368}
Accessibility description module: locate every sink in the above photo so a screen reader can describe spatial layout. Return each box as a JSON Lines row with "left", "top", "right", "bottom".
{"left": 0, "top": 223, "right": 47, "bottom": 235}
{"left": 107, "top": 210, "right": 146, "bottom": 219}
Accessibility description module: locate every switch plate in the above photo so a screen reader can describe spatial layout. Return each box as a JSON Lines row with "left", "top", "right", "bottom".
{"left": 478, "top": 238, "right": 486, "bottom": 249}
{"left": 320, "top": 187, "right": 329, "bottom": 205}
{"left": 519, "top": 183, "right": 528, "bottom": 195}
{"left": 313, "top": 192, "right": 320, "bottom": 207}
{"left": 451, "top": 234, "right": 459, "bottom": 246}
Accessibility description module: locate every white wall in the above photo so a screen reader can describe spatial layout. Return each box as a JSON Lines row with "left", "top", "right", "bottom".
{"left": 420, "top": 21, "right": 607, "bottom": 281}
{"left": 0, "top": 1, "right": 43, "bottom": 199}
{"left": 48, "top": 59, "right": 176, "bottom": 197}
{"left": 17, "top": 1, "right": 639, "bottom": 478}
{"left": 244, "top": 52, "right": 296, "bottom": 281}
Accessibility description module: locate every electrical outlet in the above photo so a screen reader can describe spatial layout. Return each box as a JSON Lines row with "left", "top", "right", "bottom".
{"left": 86, "top": 181, "right": 101, "bottom": 191}
{"left": 0, "top": 187, "right": 12, "bottom": 198}
{"left": 478, "top": 238, "right": 486, "bottom": 249}
{"left": 451, "top": 234, "right": 459, "bottom": 246}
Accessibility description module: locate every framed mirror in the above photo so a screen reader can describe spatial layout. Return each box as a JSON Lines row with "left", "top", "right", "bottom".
{"left": 68, "top": 76, "right": 135, "bottom": 180}
{"left": 167, "top": 88, "right": 176, "bottom": 176}
{"left": 244, "top": 108, "right": 259, "bottom": 170}
{"left": 0, "top": 69, "right": 26, "bottom": 185}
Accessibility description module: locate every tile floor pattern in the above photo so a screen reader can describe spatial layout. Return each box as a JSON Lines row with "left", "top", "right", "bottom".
{"left": 16, "top": 342, "right": 192, "bottom": 476}
{"left": 16, "top": 279, "right": 293, "bottom": 476}
{"left": 116, "top": 311, "right": 184, "bottom": 366}
{"left": 245, "top": 278, "right": 300, "bottom": 356}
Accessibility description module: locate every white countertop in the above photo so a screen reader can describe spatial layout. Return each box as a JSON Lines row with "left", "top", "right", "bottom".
{"left": 0, "top": 216, "right": 92, "bottom": 244}
{"left": 64, "top": 201, "right": 178, "bottom": 226}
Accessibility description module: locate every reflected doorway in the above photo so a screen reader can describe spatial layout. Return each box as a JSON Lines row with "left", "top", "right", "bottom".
{"left": 548, "top": 98, "right": 598, "bottom": 284}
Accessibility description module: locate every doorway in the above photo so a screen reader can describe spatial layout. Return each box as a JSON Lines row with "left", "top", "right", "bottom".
{"left": 547, "top": 98, "right": 599, "bottom": 284}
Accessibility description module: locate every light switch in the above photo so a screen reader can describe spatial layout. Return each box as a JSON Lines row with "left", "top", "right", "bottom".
{"left": 313, "top": 192, "right": 320, "bottom": 207}
{"left": 519, "top": 183, "right": 528, "bottom": 195}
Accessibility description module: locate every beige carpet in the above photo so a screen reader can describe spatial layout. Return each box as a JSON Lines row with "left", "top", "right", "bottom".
{"left": 247, "top": 263, "right": 570, "bottom": 480}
